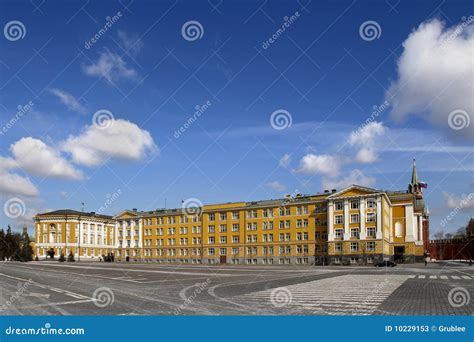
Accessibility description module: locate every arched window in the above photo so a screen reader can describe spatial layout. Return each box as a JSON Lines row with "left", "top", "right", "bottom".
{"left": 49, "top": 224, "right": 56, "bottom": 243}
{"left": 395, "top": 221, "right": 403, "bottom": 238}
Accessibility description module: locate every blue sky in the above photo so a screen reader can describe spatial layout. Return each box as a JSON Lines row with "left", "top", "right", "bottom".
{"left": 0, "top": 0, "right": 472, "bottom": 236}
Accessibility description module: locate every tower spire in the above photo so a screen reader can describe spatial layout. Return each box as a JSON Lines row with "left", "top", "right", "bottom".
{"left": 411, "top": 158, "right": 419, "bottom": 185}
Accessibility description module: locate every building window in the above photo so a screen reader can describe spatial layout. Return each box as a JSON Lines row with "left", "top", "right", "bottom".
{"left": 220, "top": 248, "right": 226, "bottom": 255}
{"left": 232, "top": 212, "right": 239, "bottom": 220}
{"left": 350, "top": 242, "right": 358, "bottom": 252}
{"left": 208, "top": 225, "right": 215, "bottom": 233}
{"left": 366, "top": 212, "right": 376, "bottom": 222}
{"left": 232, "top": 224, "right": 239, "bottom": 232}
{"left": 334, "top": 257, "right": 341, "bottom": 264}
{"left": 366, "top": 256, "right": 374, "bottom": 264}
{"left": 335, "top": 215, "right": 343, "bottom": 225}
{"left": 350, "top": 200, "right": 359, "bottom": 210}
{"left": 220, "top": 213, "right": 226, "bottom": 221}
{"left": 350, "top": 257, "right": 358, "bottom": 264}
{"left": 232, "top": 236, "right": 239, "bottom": 243}
{"left": 220, "top": 224, "right": 227, "bottom": 233}
{"left": 350, "top": 228, "right": 359, "bottom": 238}
{"left": 208, "top": 248, "right": 215, "bottom": 256}
{"left": 335, "top": 201, "right": 344, "bottom": 211}
{"left": 350, "top": 214, "right": 359, "bottom": 224}
{"left": 367, "top": 227, "right": 376, "bottom": 237}
{"left": 367, "top": 241, "right": 375, "bottom": 251}
{"left": 367, "top": 199, "right": 376, "bottom": 208}
{"left": 335, "top": 243, "right": 342, "bottom": 252}
{"left": 335, "top": 229, "right": 343, "bottom": 238}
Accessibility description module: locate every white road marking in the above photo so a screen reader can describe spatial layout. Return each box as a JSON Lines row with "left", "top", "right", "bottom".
{"left": 408, "top": 275, "right": 416, "bottom": 278}
{"left": 440, "top": 276, "right": 448, "bottom": 279}
{"left": 451, "top": 275, "right": 460, "bottom": 279}
{"left": 461, "top": 276, "right": 471, "bottom": 279}
{"left": 429, "top": 275, "right": 437, "bottom": 279}
{"left": 418, "top": 275, "right": 425, "bottom": 279}
{"left": 233, "top": 275, "right": 409, "bottom": 315}
{"left": 0, "top": 273, "right": 91, "bottom": 301}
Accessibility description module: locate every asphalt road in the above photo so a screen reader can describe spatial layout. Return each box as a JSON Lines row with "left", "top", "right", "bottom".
{"left": 0, "top": 261, "right": 472, "bottom": 315}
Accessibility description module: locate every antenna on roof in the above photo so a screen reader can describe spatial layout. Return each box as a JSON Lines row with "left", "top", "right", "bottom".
{"left": 81, "top": 202, "right": 85, "bottom": 212}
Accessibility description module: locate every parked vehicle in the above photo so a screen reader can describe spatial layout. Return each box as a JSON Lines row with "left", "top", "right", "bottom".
{"left": 375, "top": 260, "right": 397, "bottom": 267}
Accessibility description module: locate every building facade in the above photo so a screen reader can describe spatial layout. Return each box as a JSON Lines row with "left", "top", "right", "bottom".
{"left": 33, "top": 210, "right": 115, "bottom": 260}
{"left": 33, "top": 162, "right": 429, "bottom": 264}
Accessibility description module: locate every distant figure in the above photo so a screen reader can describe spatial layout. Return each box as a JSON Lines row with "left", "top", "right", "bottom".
{"left": 469, "top": 260, "right": 473, "bottom": 266}
{"left": 424, "top": 257, "right": 427, "bottom": 267}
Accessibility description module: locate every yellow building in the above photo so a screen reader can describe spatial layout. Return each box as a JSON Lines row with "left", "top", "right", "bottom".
{"left": 34, "top": 161, "right": 429, "bottom": 265}
{"left": 33, "top": 210, "right": 115, "bottom": 260}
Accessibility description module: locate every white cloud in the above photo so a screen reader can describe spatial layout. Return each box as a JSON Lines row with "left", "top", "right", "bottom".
{"left": 355, "top": 148, "right": 378, "bottom": 164}
{"left": 349, "top": 122, "right": 385, "bottom": 164}
{"left": 279, "top": 153, "right": 291, "bottom": 168}
{"left": 49, "top": 88, "right": 86, "bottom": 113}
{"left": 386, "top": 19, "right": 474, "bottom": 139}
{"left": 265, "top": 181, "right": 285, "bottom": 191}
{"left": 322, "top": 169, "right": 375, "bottom": 190}
{"left": 10, "top": 137, "right": 84, "bottom": 180}
{"left": 0, "top": 156, "right": 38, "bottom": 197}
{"left": 62, "top": 119, "right": 157, "bottom": 167}
{"left": 443, "top": 192, "right": 474, "bottom": 211}
{"left": 349, "top": 121, "right": 385, "bottom": 146}
{"left": 295, "top": 154, "right": 342, "bottom": 176}
{"left": 117, "top": 30, "right": 143, "bottom": 55}
{"left": 82, "top": 50, "right": 137, "bottom": 84}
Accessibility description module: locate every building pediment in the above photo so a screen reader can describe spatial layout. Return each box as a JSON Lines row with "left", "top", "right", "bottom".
{"left": 327, "top": 185, "right": 381, "bottom": 199}
{"left": 113, "top": 210, "right": 140, "bottom": 219}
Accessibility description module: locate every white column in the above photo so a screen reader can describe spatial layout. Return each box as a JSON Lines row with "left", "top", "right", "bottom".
{"left": 138, "top": 219, "right": 143, "bottom": 248}
{"left": 343, "top": 199, "right": 350, "bottom": 240}
{"left": 405, "top": 204, "right": 415, "bottom": 242}
{"left": 359, "top": 198, "right": 366, "bottom": 239}
{"left": 131, "top": 220, "right": 135, "bottom": 247}
{"left": 376, "top": 196, "right": 382, "bottom": 239}
{"left": 87, "top": 222, "right": 91, "bottom": 246}
{"left": 328, "top": 202, "right": 334, "bottom": 241}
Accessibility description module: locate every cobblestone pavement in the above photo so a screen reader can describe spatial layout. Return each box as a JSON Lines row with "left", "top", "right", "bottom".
{"left": 0, "top": 261, "right": 472, "bottom": 315}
